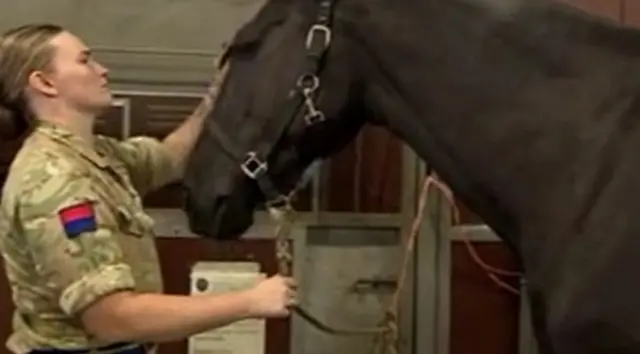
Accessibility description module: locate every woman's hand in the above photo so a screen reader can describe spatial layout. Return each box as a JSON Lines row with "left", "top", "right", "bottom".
{"left": 201, "top": 56, "right": 230, "bottom": 113}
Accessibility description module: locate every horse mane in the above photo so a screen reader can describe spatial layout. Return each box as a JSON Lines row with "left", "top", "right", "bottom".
{"left": 526, "top": 1, "right": 640, "bottom": 57}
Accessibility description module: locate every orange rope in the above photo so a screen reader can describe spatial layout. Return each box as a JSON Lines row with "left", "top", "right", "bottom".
{"left": 426, "top": 175, "right": 522, "bottom": 295}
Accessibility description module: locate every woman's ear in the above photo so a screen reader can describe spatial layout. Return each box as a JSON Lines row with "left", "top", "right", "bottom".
{"left": 27, "top": 70, "right": 58, "bottom": 98}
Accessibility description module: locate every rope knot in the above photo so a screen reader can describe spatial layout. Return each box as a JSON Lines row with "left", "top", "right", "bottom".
{"left": 382, "top": 310, "right": 399, "bottom": 338}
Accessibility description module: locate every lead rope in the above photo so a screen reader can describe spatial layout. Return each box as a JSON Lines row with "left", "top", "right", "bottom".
{"left": 425, "top": 176, "right": 522, "bottom": 295}
{"left": 267, "top": 172, "right": 522, "bottom": 354}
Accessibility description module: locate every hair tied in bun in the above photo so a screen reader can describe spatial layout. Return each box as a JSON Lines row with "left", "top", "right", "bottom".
{"left": 0, "top": 104, "right": 28, "bottom": 140}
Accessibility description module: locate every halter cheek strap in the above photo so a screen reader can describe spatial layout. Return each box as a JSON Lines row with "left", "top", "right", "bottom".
{"left": 207, "top": 0, "right": 336, "bottom": 206}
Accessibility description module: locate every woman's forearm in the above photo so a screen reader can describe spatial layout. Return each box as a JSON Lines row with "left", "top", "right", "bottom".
{"left": 162, "top": 63, "right": 228, "bottom": 176}
{"left": 82, "top": 290, "right": 255, "bottom": 344}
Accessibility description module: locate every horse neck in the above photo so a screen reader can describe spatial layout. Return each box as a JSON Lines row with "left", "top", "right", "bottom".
{"left": 347, "top": 0, "right": 640, "bottom": 255}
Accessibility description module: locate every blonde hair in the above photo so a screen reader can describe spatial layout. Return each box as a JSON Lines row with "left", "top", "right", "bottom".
{"left": 0, "top": 23, "right": 64, "bottom": 139}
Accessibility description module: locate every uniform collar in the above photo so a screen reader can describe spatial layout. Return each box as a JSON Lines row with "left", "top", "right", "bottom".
{"left": 34, "top": 120, "right": 109, "bottom": 168}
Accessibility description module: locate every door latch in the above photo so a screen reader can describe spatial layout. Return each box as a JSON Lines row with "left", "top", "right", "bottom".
{"left": 351, "top": 278, "right": 397, "bottom": 294}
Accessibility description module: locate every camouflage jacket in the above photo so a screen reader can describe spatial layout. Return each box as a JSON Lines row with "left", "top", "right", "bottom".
{"left": 0, "top": 121, "right": 178, "bottom": 352}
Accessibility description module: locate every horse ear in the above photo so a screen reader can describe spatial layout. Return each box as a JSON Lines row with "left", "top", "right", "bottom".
{"left": 227, "top": 0, "right": 290, "bottom": 51}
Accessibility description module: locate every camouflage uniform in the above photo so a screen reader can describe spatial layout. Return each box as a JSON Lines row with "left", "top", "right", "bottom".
{"left": 0, "top": 120, "right": 179, "bottom": 353}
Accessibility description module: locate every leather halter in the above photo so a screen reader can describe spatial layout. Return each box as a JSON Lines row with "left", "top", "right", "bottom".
{"left": 207, "top": 0, "right": 335, "bottom": 207}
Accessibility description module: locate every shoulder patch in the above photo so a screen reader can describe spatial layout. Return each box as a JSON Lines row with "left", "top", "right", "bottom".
{"left": 58, "top": 202, "right": 97, "bottom": 238}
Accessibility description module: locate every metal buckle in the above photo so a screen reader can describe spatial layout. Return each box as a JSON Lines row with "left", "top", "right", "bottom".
{"left": 241, "top": 152, "right": 268, "bottom": 179}
{"left": 305, "top": 111, "right": 325, "bottom": 125}
{"left": 305, "top": 24, "right": 331, "bottom": 50}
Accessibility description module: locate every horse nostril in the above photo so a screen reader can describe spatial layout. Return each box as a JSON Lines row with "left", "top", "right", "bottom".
{"left": 183, "top": 189, "right": 227, "bottom": 239}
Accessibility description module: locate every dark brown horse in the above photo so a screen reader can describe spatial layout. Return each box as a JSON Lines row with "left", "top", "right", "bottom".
{"left": 182, "top": 0, "right": 640, "bottom": 352}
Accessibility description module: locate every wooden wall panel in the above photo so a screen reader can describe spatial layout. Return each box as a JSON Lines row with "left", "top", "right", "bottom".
{"left": 321, "top": 124, "right": 403, "bottom": 213}
{"left": 622, "top": 0, "right": 640, "bottom": 26}
{"left": 450, "top": 242, "right": 521, "bottom": 354}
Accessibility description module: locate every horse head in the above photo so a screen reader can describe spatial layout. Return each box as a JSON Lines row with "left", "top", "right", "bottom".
{"left": 183, "top": 0, "right": 365, "bottom": 240}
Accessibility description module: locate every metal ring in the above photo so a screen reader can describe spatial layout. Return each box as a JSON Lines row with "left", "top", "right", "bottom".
{"left": 296, "top": 73, "right": 319, "bottom": 92}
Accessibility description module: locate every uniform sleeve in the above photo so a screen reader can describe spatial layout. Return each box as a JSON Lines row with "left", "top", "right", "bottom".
{"left": 18, "top": 168, "right": 135, "bottom": 316}
{"left": 110, "top": 136, "right": 179, "bottom": 196}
